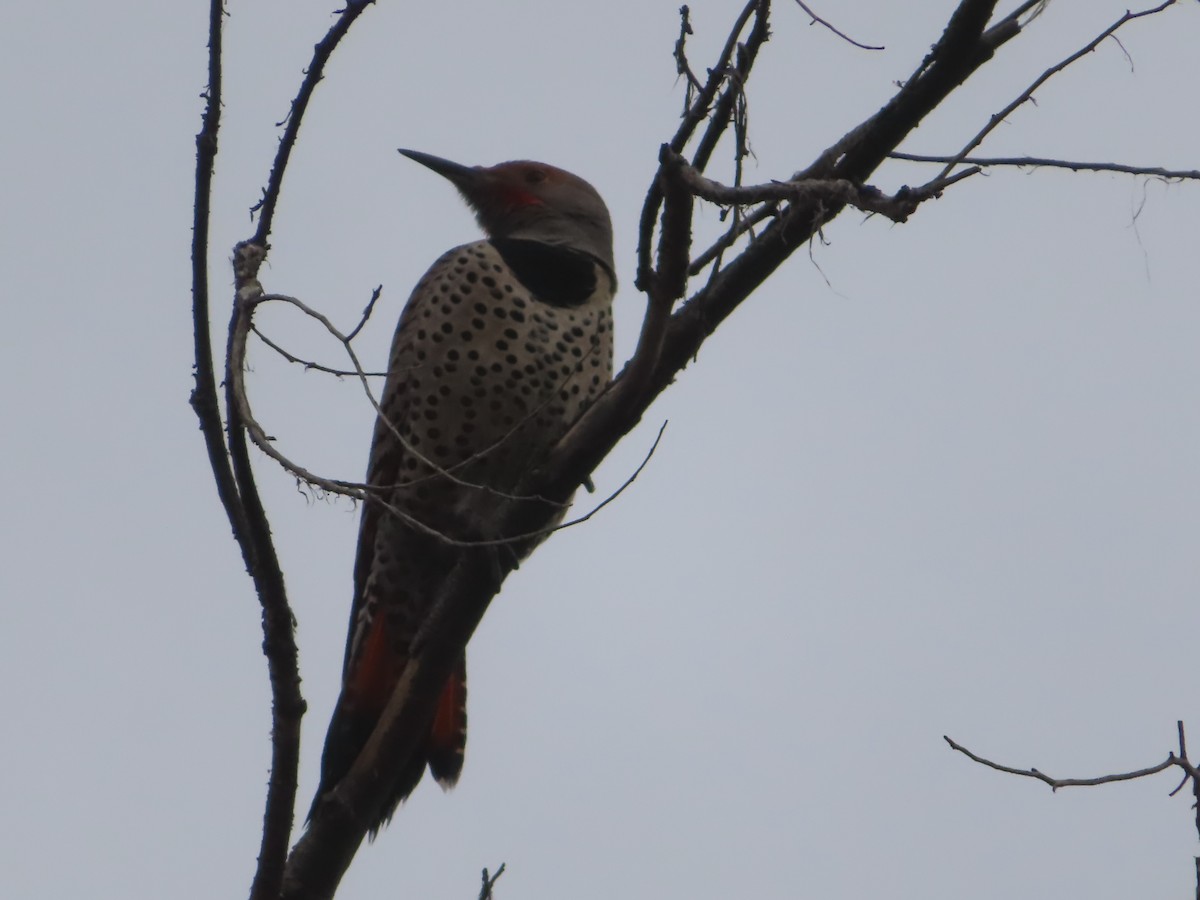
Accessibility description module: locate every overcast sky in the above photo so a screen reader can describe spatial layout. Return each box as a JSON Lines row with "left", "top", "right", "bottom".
{"left": 3, "top": 1, "right": 1199, "bottom": 898}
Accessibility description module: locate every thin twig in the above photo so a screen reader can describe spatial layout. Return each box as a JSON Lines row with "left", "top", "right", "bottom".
{"left": 345, "top": 285, "right": 383, "bottom": 341}
{"left": 189, "top": 0, "right": 244, "bottom": 543}
{"left": 252, "top": 326, "right": 388, "bottom": 378}
{"left": 1170, "top": 721, "right": 1194, "bottom": 797}
{"left": 250, "top": 1, "right": 378, "bottom": 244}
{"left": 793, "top": 1, "right": 883, "bottom": 50}
{"left": 689, "top": 203, "right": 778, "bottom": 276}
{"left": 673, "top": 5, "right": 704, "bottom": 99}
{"left": 890, "top": 151, "right": 1200, "bottom": 181}
{"left": 251, "top": 284, "right": 389, "bottom": 376}
{"left": 945, "top": 734, "right": 1179, "bottom": 790}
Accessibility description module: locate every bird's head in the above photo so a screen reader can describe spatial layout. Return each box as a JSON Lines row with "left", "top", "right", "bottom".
{"left": 399, "top": 148, "right": 615, "bottom": 276}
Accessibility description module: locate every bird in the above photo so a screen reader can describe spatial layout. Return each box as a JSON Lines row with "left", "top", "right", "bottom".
{"left": 309, "top": 149, "right": 616, "bottom": 834}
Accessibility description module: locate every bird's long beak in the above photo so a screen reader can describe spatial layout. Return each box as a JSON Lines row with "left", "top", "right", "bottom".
{"left": 398, "top": 148, "right": 481, "bottom": 187}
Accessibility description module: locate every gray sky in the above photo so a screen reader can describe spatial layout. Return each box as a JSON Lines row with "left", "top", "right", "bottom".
{"left": 3, "top": 1, "right": 1199, "bottom": 898}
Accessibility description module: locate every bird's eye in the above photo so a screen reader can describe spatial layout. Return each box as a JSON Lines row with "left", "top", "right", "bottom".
{"left": 524, "top": 169, "right": 547, "bottom": 185}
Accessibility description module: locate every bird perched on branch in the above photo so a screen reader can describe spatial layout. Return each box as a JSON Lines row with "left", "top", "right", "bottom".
{"left": 310, "top": 149, "right": 616, "bottom": 834}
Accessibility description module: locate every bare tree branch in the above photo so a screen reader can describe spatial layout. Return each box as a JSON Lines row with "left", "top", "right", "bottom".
{"left": 227, "top": 245, "right": 307, "bottom": 900}
{"left": 344, "top": 284, "right": 383, "bottom": 342}
{"left": 250, "top": 1, "right": 378, "bottom": 243}
{"left": 689, "top": 202, "right": 778, "bottom": 276}
{"left": 666, "top": 148, "right": 980, "bottom": 223}
{"left": 792, "top": 1, "right": 883, "bottom": 50}
{"left": 945, "top": 734, "right": 1179, "bottom": 790}
{"left": 252, "top": 326, "right": 388, "bottom": 378}
{"left": 478, "top": 864, "right": 506, "bottom": 900}
{"left": 890, "top": 151, "right": 1200, "bottom": 181}
{"left": 689, "top": 4, "right": 770, "bottom": 177}
{"left": 932, "top": 1, "right": 1185, "bottom": 180}
{"left": 188, "top": 4, "right": 306, "bottom": 899}
{"left": 249, "top": 285, "right": 389, "bottom": 377}
{"left": 190, "top": 0, "right": 242, "bottom": 544}
{"left": 673, "top": 5, "right": 704, "bottom": 99}
{"left": 638, "top": 0, "right": 767, "bottom": 286}
{"left": 947, "top": 722, "right": 1200, "bottom": 897}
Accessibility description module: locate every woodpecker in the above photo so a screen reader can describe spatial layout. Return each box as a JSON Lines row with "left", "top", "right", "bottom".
{"left": 310, "top": 149, "right": 616, "bottom": 833}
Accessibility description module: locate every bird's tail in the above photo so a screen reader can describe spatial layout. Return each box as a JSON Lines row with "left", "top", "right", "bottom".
{"left": 427, "top": 656, "right": 467, "bottom": 786}
{"left": 307, "top": 655, "right": 468, "bottom": 833}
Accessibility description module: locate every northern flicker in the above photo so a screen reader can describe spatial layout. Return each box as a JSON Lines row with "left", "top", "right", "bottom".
{"left": 310, "top": 149, "right": 616, "bottom": 833}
